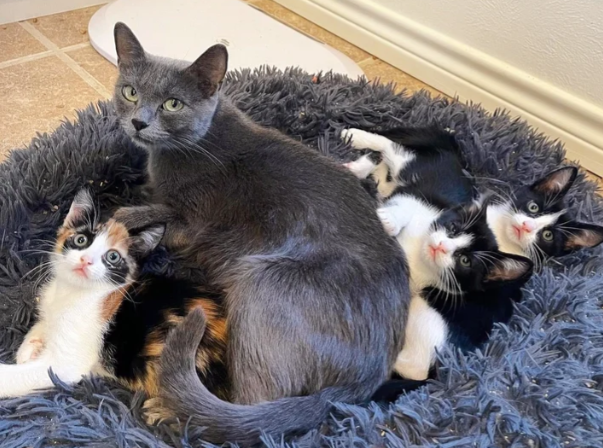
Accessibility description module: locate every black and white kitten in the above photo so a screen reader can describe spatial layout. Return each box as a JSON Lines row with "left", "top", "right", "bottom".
{"left": 340, "top": 128, "right": 533, "bottom": 382}
{"left": 341, "top": 129, "right": 603, "bottom": 264}
{"left": 487, "top": 166, "right": 603, "bottom": 264}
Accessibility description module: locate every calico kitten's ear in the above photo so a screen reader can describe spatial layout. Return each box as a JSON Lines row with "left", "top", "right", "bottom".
{"left": 130, "top": 224, "right": 165, "bottom": 258}
{"left": 484, "top": 253, "right": 533, "bottom": 287}
{"left": 186, "top": 44, "right": 228, "bottom": 97}
{"left": 114, "top": 22, "right": 145, "bottom": 66}
{"left": 563, "top": 222, "right": 603, "bottom": 252}
{"left": 531, "top": 166, "right": 578, "bottom": 197}
{"left": 64, "top": 189, "right": 95, "bottom": 228}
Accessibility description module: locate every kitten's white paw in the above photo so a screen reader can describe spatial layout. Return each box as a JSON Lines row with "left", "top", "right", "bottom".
{"left": 394, "top": 359, "right": 430, "bottom": 381}
{"left": 341, "top": 128, "right": 379, "bottom": 150}
{"left": 343, "top": 154, "right": 376, "bottom": 179}
{"left": 16, "top": 337, "right": 44, "bottom": 364}
{"left": 377, "top": 208, "right": 402, "bottom": 236}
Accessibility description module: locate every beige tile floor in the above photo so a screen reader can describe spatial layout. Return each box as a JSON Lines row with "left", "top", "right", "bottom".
{"left": 0, "top": 1, "right": 600, "bottom": 187}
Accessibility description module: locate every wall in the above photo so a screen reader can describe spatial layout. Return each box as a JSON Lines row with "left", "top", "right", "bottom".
{"left": 276, "top": 0, "right": 603, "bottom": 175}
{"left": 0, "top": 0, "right": 106, "bottom": 25}
{"left": 374, "top": 0, "right": 603, "bottom": 107}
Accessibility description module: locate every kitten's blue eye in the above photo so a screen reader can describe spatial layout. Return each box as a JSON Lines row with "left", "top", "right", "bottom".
{"left": 527, "top": 201, "right": 540, "bottom": 214}
{"left": 73, "top": 234, "right": 88, "bottom": 248}
{"left": 459, "top": 255, "right": 471, "bottom": 267}
{"left": 105, "top": 250, "right": 122, "bottom": 265}
{"left": 542, "top": 230, "right": 554, "bottom": 242}
{"left": 122, "top": 85, "right": 138, "bottom": 102}
{"left": 163, "top": 98, "right": 183, "bottom": 112}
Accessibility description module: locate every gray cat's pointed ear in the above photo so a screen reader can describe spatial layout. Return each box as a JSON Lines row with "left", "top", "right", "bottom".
{"left": 186, "top": 44, "right": 228, "bottom": 97}
{"left": 114, "top": 22, "right": 145, "bottom": 66}
{"left": 65, "top": 189, "right": 95, "bottom": 228}
{"left": 531, "top": 166, "right": 578, "bottom": 197}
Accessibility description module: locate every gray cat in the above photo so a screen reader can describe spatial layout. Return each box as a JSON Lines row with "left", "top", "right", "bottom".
{"left": 112, "top": 23, "right": 410, "bottom": 445}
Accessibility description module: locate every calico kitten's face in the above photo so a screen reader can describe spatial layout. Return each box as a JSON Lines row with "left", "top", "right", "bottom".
{"left": 421, "top": 202, "right": 532, "bottom": 294}
{"left": 488, "top": 167, "right": 603, "bottom": 261}
{"left": 112, "top": 23, "right": 228, "bottom": 150}
{"left": 53, "top": 190, "right": 164, "bottom": 289}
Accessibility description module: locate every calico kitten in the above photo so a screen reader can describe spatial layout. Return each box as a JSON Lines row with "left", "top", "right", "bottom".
{"left": 487, "top": 166, "right": 603, "bottom": 264}
{"left": 111, "top": 23, "right": 409, "bottom": 445}
{"left": 7, "top": 190, "right": 228, "bottom": 401}
{"left": 3, "top": 190, "right": 162, "bottom": 397}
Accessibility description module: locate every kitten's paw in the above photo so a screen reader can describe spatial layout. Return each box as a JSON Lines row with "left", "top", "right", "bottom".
{"left": 16, "top": 337, "right": 44, "bottom": 364}
{"left": 341, "top": 128, "right": 379, "bottom": 150}
{"left": 143, "top": 397, "right": 177, "bottom": 426}
{"left": 343, "top": 154, "right": 376, "bottom": 179}
{"left": 394, "top": 360, "right": 429, "bottom": 381}
{"left": 377, "top": 208, "right": 402, "bottom": 236}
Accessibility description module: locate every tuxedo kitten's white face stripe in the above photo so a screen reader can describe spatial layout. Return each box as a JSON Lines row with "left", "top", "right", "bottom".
{"left": 487, "top": 202, "right": 563, "bottom": 257}
{"left": 424, "top": 228, "right": 472, "bottom": 273}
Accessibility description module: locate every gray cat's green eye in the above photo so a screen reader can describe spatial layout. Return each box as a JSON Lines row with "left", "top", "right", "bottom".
{"left": 105, "top": 250, "right": 122, "bottom": 265}
{"left": 122, "top": 85, "right": 138, "bottom": 102}
{"left": 163, "top": 98, "right": 183, "bottom": 112}
{"left": 527, "top": 201, "right": 540, "bottom": 214}
{"left": 542, "top": 230, "right": 554, "bottom": 242}
{"left": 74, "top": 234, "right": 88, "bottom": 248}
{"left": 459, "top": 255, "right": 471, "bottom": 267}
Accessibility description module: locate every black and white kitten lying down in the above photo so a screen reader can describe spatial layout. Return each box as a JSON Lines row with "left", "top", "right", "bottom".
{"left": 341, "top": 128, "right": 534, "bottom": 386}
{"left": 342, "top": 128, "right": 603, "bottom": 264}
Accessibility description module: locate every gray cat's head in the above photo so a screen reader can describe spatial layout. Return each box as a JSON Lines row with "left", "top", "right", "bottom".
{"left": 113, "top": 23, "right": 228, "bottom": 150}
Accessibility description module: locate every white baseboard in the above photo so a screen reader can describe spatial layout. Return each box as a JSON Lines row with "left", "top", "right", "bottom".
{"left": 0, "top": 0, "right": 107, "bottom": 25}
{"left": 275, "top": 0, "right": 603, "bottom": 176}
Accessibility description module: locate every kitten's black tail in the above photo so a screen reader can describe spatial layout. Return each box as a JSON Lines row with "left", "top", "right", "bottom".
{"left": 156, "top": 308, "right": 361, "bottom": 447}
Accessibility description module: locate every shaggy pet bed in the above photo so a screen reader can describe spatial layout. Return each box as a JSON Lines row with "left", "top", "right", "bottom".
{"left": 1, "top": 67, "right": 602, "bottom": 448}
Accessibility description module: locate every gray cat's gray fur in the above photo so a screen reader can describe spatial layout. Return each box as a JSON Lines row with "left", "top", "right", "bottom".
{"left": 111, "top": 23, "right": 410, "bottom": 445}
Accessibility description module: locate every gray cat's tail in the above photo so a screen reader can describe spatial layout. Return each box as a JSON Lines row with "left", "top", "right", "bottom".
{"left": 156, "top": 308, "right": 359, "bottom": 446}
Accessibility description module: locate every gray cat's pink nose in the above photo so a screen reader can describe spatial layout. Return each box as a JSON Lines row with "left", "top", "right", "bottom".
{"left": 131, "top": 119, "right": 148, "bottom": 131}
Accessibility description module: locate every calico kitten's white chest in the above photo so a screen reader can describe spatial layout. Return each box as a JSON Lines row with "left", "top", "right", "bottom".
{"left": 38, "top": 280, "right": 111, "bottom": 366}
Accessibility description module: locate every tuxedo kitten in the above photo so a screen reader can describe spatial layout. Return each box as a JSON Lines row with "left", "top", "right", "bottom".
{"left": 380, "top": 194, "right": 532, "bottom": 381}
{"left": 487, "top": 166, "right": 603, "bottom": 265}
{"left": 6, "top": 190, "right": 228, "bottom": 402}
{"left": 339, "top": 127, "right": 532, "bottom": 385}
{"left": 341, "top": 126, "right": 473, "bottom": 202}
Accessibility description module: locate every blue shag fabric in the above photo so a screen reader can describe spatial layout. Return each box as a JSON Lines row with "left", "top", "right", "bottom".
{"left": 0, "top": 67, "right": 602, "bottom": 447}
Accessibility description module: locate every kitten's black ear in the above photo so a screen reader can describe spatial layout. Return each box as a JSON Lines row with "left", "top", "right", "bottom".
{"left": 114, "top": 22, "right": 145, "bottom": 66}
{"left": 186, "top": 44, "right": 228, "bottom": 97}
{"left": 531, "top": 166, "right": 578, "bottom": 197}
{"left": 484, "top": 253, "right": 533, "bottom": 287}
{"left": 65, "top": 189, "right": 95, "bottom": 228}
{"left": 130, "top": 224, "right": 165, "bottom": 258}
{"left": 564, "top": 222, "right": 603, "bottom": 252}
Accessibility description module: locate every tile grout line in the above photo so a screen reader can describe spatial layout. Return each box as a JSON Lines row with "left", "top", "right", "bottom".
{"left": 18, "top": 21, "right": 112, "bottom": 99}
{"left": 0, "top": 50, "right": 53, "bottom": 69}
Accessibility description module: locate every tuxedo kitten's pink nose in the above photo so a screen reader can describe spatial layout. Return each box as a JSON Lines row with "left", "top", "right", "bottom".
{"left": 429, "top": 242, "right": 448, "bottom": 258}
{"left": 80, "top": 255, "right": 93, "bottom": 265}
{"left": 521, "top": 220, "right": 536, "bottom": 233}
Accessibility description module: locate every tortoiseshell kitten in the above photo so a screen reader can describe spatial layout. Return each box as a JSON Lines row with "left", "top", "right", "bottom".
{"left": 4, "top": 190, "right": 229, "bottom": 401}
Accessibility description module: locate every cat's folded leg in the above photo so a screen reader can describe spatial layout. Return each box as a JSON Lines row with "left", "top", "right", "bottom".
{"left": 16, "top": 322, "right": 46, "bottom": 364}
{"left": 393, "top": 296, "right": 447, "bottom": 381}
{"left": 0, "top": 358, "right": 87, "bottom": 398}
